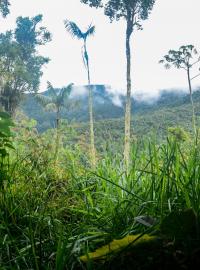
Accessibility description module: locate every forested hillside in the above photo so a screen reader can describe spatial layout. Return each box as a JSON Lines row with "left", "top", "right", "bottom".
{"left": 21, "top": 86, "right": 200, "bottom": 141}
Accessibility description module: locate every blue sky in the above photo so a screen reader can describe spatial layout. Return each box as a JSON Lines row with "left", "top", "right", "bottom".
{"left": 0, "top": 0, "right": 200, "bottom": 95}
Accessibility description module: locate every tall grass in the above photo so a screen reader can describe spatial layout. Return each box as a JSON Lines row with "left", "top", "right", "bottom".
{"left": 1, "top": 128, "right": 200, "bottom": 269}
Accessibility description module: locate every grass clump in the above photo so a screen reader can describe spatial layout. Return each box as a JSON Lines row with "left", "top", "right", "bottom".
{"left": 1, "top": 117, "right": 200, "bottom": 269}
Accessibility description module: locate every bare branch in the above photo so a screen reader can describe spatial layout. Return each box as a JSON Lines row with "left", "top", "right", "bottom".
{"left": 191, "top": 58, "right": 200, "bottom": 67}
{"left": 191, "top": 73, "right": 200, "bottom": 81}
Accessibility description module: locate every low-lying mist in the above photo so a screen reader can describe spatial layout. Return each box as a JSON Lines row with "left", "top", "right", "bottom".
{"left": 68, "top": 84, "right": 193, "bottom": 108}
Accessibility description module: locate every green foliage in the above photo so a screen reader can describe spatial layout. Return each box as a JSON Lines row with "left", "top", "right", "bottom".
{"left": 1, "top": 123, "right": 200, "bottom": 269}
{"left": 15, "top": 15, "right": 52, "bottom": 49}
{"left": 0, "top": 0, "right": 10, "bottom": 17}
{"left": 0, "top": 112, "right": 14, "bottom": 188}
{"left": 168, "top": 126, "right": 190, "bottom": 142}
{"left": 36, "top": 82, "right": 73, "bottom": 114}
{"left": 81, "top": 0, "right": 156, "bottom": 24}
{"left": 0, "top": 111, "right": 14, "bottom": 136}
{"left": 35, "top": 83, "right": 73, "bottom": 160}
{"left": 64, "top": 19, "right": 95, "bottom": 70}
{"left": 0, "top": 16, "right": 51, "bottom": 115}
{"left": 64, "top": 20, "right": 95, "bottom": 41}
{"left": 0, "top": 111, "right": 14, "bottom": 156}
{"left": 35, "top": 81, "right": 73, "bottom": 163}
{"left": 1, "top": 2, "right": 200, "bottom": 268}
{"left": 160, "top": 45, "right": 200, "bottom": 136}
{"left": 159, "top": 45, "right": 199, "bottom": 70}
{"left": 20, "top": 88, "right": 200, "bottom": 152}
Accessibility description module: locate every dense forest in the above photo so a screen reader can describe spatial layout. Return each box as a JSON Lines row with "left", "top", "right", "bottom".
{"left": 1, "top": 0, "right": 200, "bottom": 269}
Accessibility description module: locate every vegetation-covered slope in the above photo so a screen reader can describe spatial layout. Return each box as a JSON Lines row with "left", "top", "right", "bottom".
{"left": 20, "top": 87, "right": 200, "bottom": 146}
{"left": 1, "top": 111, "right": 200, "bottom": 270}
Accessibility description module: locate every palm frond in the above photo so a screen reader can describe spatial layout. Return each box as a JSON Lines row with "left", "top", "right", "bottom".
{"left": 84, "top": 24, "right": 95, "bottom": 38}
{"left": 47, "top": 81, "right": 57, "bottom": 99}
{"left": 35, "top": 94, "right": 53, "bottom": 107}
{"left": 45, "top": 103, "right": 57, "bottom": 112}
{"left": 64, "top": 20, "right": 84, "bottom": 39}
{"left": 60, "top": 83, "right": 74, "bottom": 101}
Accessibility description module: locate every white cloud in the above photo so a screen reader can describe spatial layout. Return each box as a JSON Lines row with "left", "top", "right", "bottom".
{"left": 0, "top": 0, "right": 200, "bottom": 95}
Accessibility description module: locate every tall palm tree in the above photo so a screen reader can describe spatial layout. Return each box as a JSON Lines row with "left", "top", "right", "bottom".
{"left": 64, "top": 19, "right": 96, "bottom": 168}
{"left": 36, "top": 81, "right": 73, "bottom": 158}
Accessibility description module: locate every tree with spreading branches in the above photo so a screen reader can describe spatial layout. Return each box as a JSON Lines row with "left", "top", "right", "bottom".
{"left": 0, "top": 15, "right": 51, "bottom": 116}
{"left": 64, "top": 19, "right": 96, "bottom": 168}
{"left": 159, "top": 45, "right": 200, "bottom": 135}
{"left": 80, "top": 0, "right": 156, "bottom": 170}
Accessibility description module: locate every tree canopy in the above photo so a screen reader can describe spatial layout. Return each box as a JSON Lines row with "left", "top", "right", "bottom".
{"left": 0, "top": 15, "right": 51, "bottom": 115}
{"left": 159, "top": 45, "right": 200, "bottom": 71}
{"left": 0, "top": 0, "right": 10, "bottom": 17}
{"left": 81, "top": 0, "right": 155, "bottom": 26}
{"left": 15, "top": 15, "right": 51, "bottom": 49}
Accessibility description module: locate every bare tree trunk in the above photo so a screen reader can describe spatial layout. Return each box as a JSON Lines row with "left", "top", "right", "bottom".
{"left": 187, "top": 67, "right": 196, "bottom": 135}
{"left": 84, "top": 41, "right": 96, "bottom": 168}
{"left": 55, "top": 107, "right": 60, "bottom": 160}
{"left": 124, "top": 20, "right": 132, "bottom": 171}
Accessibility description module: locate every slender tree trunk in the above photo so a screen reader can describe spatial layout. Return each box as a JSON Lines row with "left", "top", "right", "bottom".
{"left": 124, "top": 20, "right": 133, "bottom": 171}
{"left": 55, "top": 107, "right": 60, "bottom": 160}
{"left": 56, "top": 108, "right": 60, "bottom": 130}
{"left": 187, "top": 67, "right": 196, "bottom": 135}
{"left": 84, "top": 40, "right": 96, "bottom": 168}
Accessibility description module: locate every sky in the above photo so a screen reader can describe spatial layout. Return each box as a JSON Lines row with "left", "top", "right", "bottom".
{"left": 0, "top": 0, "right": 200, "bottom": 96}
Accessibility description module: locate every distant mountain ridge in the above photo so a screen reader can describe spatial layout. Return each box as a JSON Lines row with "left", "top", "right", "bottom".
{"left": 20, "top": 84, "right": 200, "bottom": 132}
